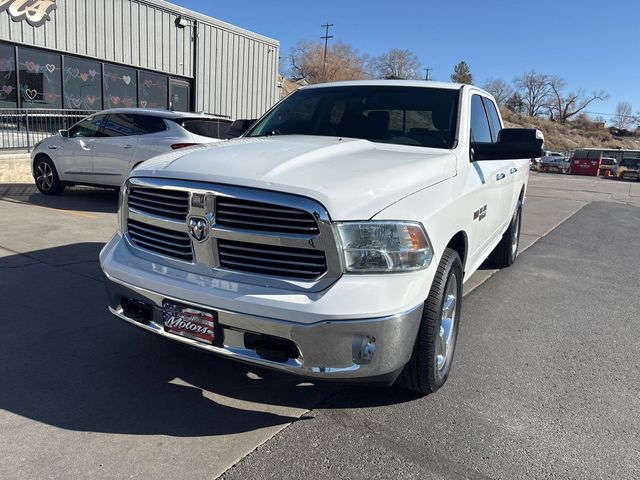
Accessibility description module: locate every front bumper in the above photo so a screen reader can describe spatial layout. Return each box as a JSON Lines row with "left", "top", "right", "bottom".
{"left": 104, "top": 272, "right": 424, "bottom": 382}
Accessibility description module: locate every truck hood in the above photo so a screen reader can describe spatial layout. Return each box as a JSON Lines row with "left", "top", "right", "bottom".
{"left": 133, "top": 135, "right": 456, "bottom": 220}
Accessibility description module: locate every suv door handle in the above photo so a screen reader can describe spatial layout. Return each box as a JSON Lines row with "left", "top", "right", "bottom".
{"left": 123, "top": 144, "right": 134, "bottom": 149}
{"left": 510, "top": 167, "right": 518, "bottom": 174}
{"left": 496, "top": 173, "right": 506, "bottom": 181}
{"left": 48, "top": 145, "right": 58, "bottom": 150}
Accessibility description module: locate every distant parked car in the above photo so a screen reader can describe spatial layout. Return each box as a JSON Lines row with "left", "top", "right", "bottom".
{"left": 540, "top": 152, "right": 570, "bottom": 174}
{"left": 31, "top": 109, "right": 233, "bottom": 195}
{"left": 613, "top": 158, "right": 640, "bottom": 181}
{"left": 598, "top": 157, "right": 617, "bottom": 177}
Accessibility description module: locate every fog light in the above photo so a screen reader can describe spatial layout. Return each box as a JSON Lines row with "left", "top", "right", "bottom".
{"left": 353, "top": 336, "right": 376, "bottom": 364}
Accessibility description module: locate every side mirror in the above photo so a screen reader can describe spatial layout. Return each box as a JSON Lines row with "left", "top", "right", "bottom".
{"left": 224, "top": 119, "right": 256, "bottom": 139}
{"left": 59, "top": 129, "right": 70, "bottom": 138}
{"left": 471, "top": 128, "right": 544, "bottom": 161}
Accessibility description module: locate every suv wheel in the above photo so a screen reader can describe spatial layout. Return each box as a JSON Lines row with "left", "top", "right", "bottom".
{"left": 34, "top": 156, "right": 65, "bottom": 195}
{"left": 396, "top": 248, "right": 463, "bottom": 395}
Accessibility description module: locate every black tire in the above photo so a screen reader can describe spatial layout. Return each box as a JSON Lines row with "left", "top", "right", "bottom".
{"left": 489, "top": 201, "right": 522, "bottom": 268}
{"left": 34, "top": 156, "right": 65, "bottom": 195}
{"left": 396, "top": 248, "right": 463, "bottom": 395}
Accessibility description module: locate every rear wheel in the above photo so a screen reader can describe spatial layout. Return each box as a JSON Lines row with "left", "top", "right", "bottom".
{"left": 396, "top": 248, "right": 463, "bottom": 395}
{"left": 34, "top": 156, "right": 65, "bottom": 195}
{"left": 489, "top": 202, "right": 522, "bottom": 268}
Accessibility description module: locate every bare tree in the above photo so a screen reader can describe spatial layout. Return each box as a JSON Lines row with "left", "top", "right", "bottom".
{"left": 290, "top": 40, "right": 368, "bottom": 84}
{"left": 483, "top": 78, "right": 513, "bottom": 107}
{"left": 613, "top": 102, "right": 634, "bottom": 130}
{"left": 370, "top": 49, "right": 421, "bottom": 79}
{"left": 451, "top": 61, "right": 473, "bottom": 84}
{"left": 513, "top": 71, "right": 552, "bottom": 117}
{"left": 546, "top": 75, "right": 608, "bottom": 124}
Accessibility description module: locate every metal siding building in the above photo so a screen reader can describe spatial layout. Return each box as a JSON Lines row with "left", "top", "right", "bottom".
{"left": 0, "top": 0, "right": 279, "bottom": 119}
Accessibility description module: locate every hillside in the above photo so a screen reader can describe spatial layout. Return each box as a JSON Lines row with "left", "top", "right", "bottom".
{"left": 500, "top": 110, "right": 640, "bottom": 153}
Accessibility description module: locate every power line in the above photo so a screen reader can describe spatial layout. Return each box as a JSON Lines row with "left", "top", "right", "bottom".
{"left": 423, "top": 68, "right": 433, "bottom": 81}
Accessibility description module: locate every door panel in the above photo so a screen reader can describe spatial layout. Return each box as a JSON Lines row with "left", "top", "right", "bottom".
{"left": 90, "top": 113, "right": 139, "bottom": 186}
{"left": 482, "top": 97, "right": 516, "bottom": 228}
{"left": 55, "top": 114, "right": 108, "bottom": 183}
{"left": 468, "top": 94, "right": 507, "bottom": 256}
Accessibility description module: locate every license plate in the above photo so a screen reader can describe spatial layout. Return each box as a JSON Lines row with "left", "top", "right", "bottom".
{"left": 162, "top": 301, "right": 217, "bottom": 345}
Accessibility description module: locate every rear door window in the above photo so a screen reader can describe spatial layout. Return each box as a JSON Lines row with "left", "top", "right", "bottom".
{"left": 132, "top": 114, "right": 167, "bottom": 134}
{"left": 482, "top": 98, "right": 502, "bottom": 142}
{"left": 470, "top": 95, "right": 492, "bottom": 143}
{"left": 176, "top": 118, "right": 232, "bottom": 139}
{"left": 102, "top": 114, "right": 138, "bottom": 137}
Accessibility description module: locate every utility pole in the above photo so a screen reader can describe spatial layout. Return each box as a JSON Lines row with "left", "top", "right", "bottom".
{"left": 423, "top": 68, "right": 433, "bottom": 81}
{"left": 321, "top": 22, "right": 333, "bottom": 80}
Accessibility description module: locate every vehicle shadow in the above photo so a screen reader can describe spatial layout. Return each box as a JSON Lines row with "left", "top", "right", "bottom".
{"left": 0, "top": 183, "right": 118, "bottom": 214}
{"left": 0, "top": 243, "right": 419, "bottom": 438}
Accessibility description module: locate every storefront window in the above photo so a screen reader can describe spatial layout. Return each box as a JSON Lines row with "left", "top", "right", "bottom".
{"left": 63, "top": 56, "right": 102, "bottom": 110}
{"left": 0, "top": 43, "right": 17, "bottom": 108}
{"left": 103, "top": 64, "right": 137, "bottom": 109}
{"left": 18, "top": 47, "right": 62, "bottom": 108}
{"left": 139, "top": 71, "right": 167, "bottom": 109}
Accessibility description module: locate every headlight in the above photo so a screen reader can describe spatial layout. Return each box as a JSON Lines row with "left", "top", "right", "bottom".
{"left": 336, "top": 221, "right": 434, "bottom": 273}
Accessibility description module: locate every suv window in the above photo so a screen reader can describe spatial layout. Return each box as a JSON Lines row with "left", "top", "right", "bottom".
{"left": 132, "top": 114, "right": 167, "bottom": 134}
{"left": 470, "top": 95, "right": 492, "bottom": 143}
{"left": 620, "top": 158, "right": 640, "bottom": 168}
{"left": 102, "top": 114, "right": 138, "bottom": 137}
{"left": 482, "top": 98, "right": 502, "bottom": 142}
{"left": 68, "top": 114, "right": 108, "bottom": 138}
{"left": 175, "top": 118, "right": 232, "bottom": 139}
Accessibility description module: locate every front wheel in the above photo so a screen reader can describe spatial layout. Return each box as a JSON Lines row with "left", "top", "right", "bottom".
{"left": 34, "top": 156, "right": 65, "bottom": 195}
{"left": 396, "top": 248, "right": 463, "bottom": 395}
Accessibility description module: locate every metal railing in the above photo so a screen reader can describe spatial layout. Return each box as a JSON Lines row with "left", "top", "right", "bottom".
{"left": 0, "top": 109, "right": 96, "bottom": 151}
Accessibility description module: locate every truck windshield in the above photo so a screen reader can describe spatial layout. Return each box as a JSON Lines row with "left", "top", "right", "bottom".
{"left": 247, "top": 85, "right": 460, "bottom": 149}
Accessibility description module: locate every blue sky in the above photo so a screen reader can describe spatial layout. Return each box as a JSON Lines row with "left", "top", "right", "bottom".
{"left": 173, "top": 0, "right": 639, "bottom": 118}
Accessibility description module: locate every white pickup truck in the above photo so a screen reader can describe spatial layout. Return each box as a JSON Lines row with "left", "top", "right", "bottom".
{"left": 100, "top": 80, "right": 542, "bottom": 394}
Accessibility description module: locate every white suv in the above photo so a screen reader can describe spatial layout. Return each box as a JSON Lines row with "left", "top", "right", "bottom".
{"left": 31, "top": 109, "right": 232, "bottom": 195}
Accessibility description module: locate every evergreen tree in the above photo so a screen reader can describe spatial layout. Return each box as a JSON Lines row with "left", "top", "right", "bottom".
{"left": 450, "top": 61, "right": 473, "bottom": 84}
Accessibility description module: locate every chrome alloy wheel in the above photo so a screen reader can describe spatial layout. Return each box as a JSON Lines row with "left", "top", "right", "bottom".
{"left": 36, "top": 162, "right": 54, "bottom": 191}
{"left": 511, "top": 209, "right": 521, "bottom": 257}
{"left": 436, "top": 273, "right": 458, "bottom": 371}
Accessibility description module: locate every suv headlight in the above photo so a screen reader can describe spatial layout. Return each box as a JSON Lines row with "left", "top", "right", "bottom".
{"left": 336, "top": 221, "right": 434, "bottom": 273}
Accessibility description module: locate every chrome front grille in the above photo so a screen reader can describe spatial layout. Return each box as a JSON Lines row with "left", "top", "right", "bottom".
{"left": 124, "top": 178, "right": 340, "bottom": 290}
{"left": 218, "top": 240, "right": 327, "bottom": 279}
{"left": 128, "top": 187, "right": 189, "bottom": 220}
{"left": 215, "top": 197, "right": 319, "bottom": 234}
{"left": 127, "top": 219, "right": 193, "bottom": 261}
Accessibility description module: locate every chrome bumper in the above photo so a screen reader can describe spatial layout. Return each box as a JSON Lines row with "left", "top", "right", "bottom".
{"left": 104, "top": 274, "right": 423, "bottom": 382}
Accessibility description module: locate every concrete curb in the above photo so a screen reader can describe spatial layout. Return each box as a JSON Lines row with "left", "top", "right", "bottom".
{"left": 0, "top": 154, "right": 32, "bottom": 183}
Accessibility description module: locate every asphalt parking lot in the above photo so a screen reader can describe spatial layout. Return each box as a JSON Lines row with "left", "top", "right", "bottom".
{"left": 1, "top": 173, "right": 639, "bottom": 479}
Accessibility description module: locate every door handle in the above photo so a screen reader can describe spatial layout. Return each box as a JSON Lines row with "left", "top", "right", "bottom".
{"left": 123, "top": 144, "right": 134, "bottom": 149}
{"left": 496, "top": 172, "right": 506, "bottom": 181}
{"left": 510, "top": 167, "right": 518, "bottom": 174}
{"left": 79, "top": 141, "right": 91, "bottom": 151}
{"left": 48, "top": 145, "right": 58, "bottom": 150}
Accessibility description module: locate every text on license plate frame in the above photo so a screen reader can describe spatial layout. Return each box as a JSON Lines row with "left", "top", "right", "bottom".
{"left": 162, "top": 301, "right": 218, "bottom": 345}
